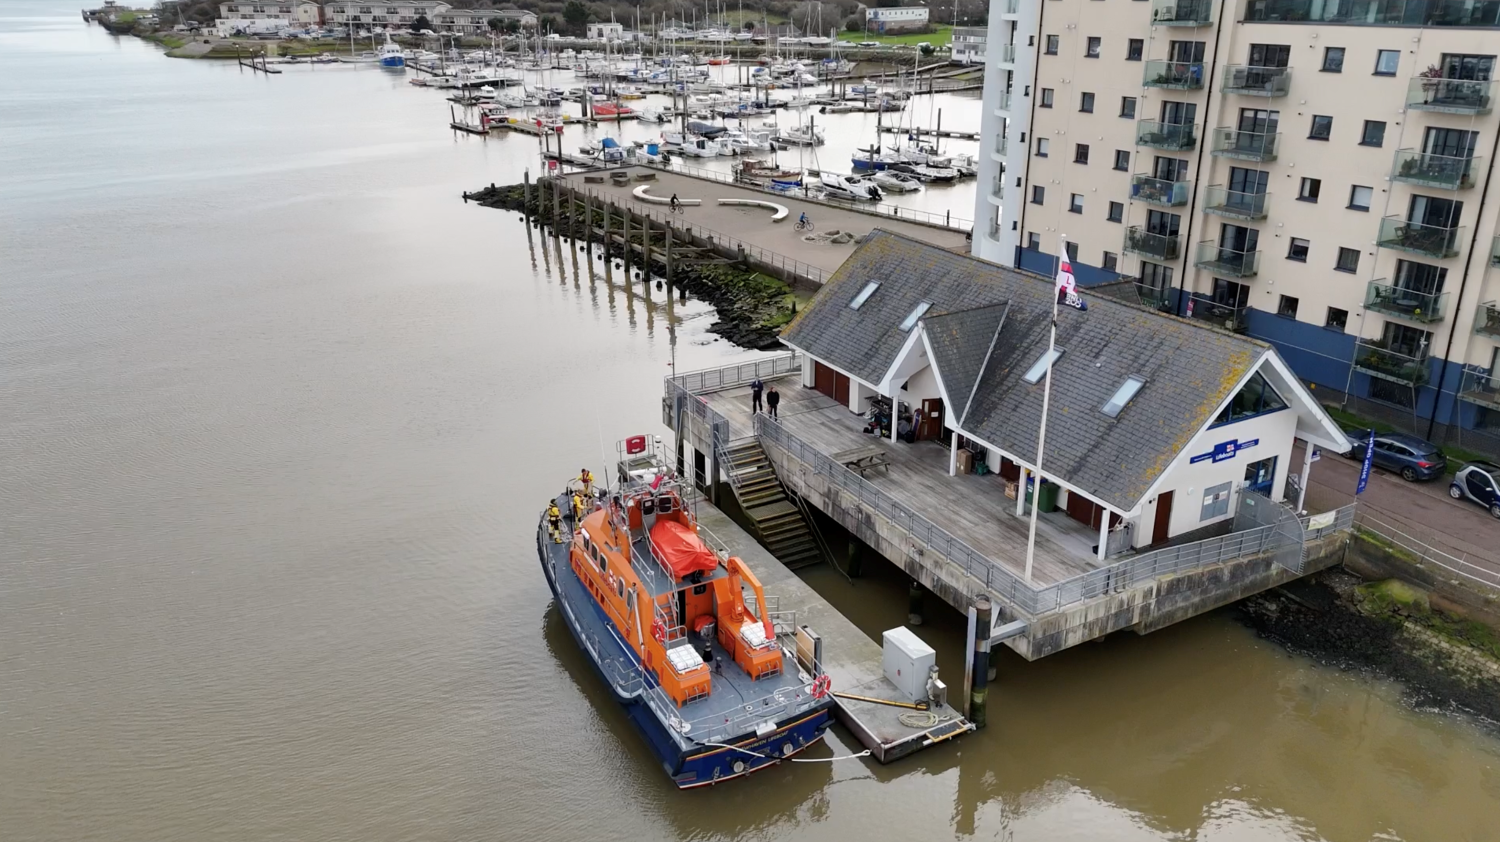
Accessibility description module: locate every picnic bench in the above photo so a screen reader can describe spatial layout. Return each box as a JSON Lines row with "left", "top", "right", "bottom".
{"left": 832, "top": 445, "right": 890, "bottom": 477}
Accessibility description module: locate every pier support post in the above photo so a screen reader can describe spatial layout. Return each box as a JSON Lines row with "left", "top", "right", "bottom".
{"left": 845, "top": 540, "right": 861, "bottom": 578}
{"left": 907, "top": 580, "right": 923, "bottom": 626}
{"left": 602, "top": 202, "right": 613, "bottom": 282}
{"left": 642, "top": 215, "right": 652, "bottom": 280}
{"left": 551, "top": 178, "right": 561, "bottom": 229}
{"left": 968, "top": 595, "right": 992, "bottom": 729}
{"left": 522, "top": 170, "right": 531, "bottom": 218}
{"left": 664, "top": 225, "right": 673, "bottom": 287}
{"left": 584, "top": 193, "right": 592, "bottom": 251}
{"left": 622, "top": 208, "right": 631, "bottom": 275}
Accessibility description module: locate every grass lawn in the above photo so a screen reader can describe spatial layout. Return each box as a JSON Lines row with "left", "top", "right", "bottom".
{"left": 844, "top": 24, "right": 953, "bottom": 48}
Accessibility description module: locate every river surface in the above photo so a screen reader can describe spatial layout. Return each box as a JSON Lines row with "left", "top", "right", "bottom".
{"left": 3, "top": 6, "right": 1499, "bottom": 841}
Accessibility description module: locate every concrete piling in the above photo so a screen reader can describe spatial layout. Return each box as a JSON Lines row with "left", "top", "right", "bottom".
{"left": 907, "top": 580, "right": 924, "bottom": 626}
{"left": 845, "top": 541, "right": 862, "bottom": 578}
{"left": 970, "top": 595, "right": 992, "bottom": 730}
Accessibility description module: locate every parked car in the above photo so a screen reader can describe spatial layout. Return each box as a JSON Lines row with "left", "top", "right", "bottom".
{"left": 1344, "top": 430, "right": 1446, "bottom": 482}
{"left": 1449, "top": 462, "right": 1500, "bottom": 518}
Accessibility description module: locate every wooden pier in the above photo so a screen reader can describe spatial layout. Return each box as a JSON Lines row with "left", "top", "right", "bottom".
{"left": 877, "top": 126, "right": 981, "bottom": 141}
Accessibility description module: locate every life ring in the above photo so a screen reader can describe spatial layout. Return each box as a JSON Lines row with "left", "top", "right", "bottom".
{"left": 651, "top": 619, "right": 666, "bottom": 644}
{"left": 811, "top": 674, "right": 831, "bottom": 700}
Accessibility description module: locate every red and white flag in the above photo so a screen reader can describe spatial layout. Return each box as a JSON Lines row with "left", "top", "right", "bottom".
{"left": 1056, "top": 256, "right": 1088, "bottom": 311}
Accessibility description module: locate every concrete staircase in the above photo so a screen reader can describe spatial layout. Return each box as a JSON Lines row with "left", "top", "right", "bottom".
{"left": 720, "top": 437, "right": 825, "bottom": 571}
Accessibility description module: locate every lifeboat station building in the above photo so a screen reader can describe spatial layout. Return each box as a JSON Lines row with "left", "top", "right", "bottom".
{"left": 665, "top": 232, "right": 1355, "bottom": 659}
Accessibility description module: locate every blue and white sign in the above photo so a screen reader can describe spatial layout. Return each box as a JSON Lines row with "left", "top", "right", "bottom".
{"left": 1189, "top": 438, "right": 1260, "bottom": 465}
{"left": 1356, "top": 429, "right": 1376, "bottom": 495}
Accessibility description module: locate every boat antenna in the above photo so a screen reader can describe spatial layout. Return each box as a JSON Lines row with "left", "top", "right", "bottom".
{"left": 596, "top": 410, "right": 612, "bottom": 497}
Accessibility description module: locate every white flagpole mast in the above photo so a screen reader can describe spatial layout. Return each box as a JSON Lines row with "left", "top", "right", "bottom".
{"left": 1024, "top": 235, "right": 1065, "bottom": 582}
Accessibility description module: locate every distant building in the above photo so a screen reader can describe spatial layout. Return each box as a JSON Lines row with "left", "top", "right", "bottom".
{"left": 586, "top": 22, "right": 624, "bottom": 41}
{"left": 488, "top": 9, "right": 539, "bottom": 28}
{"left": 323, "top": 1, "right": 452, "bottom": 30}
{"left": 433, "top": 9, "right": 496, "bottom": 35}
{"left": 864, "top": 6, "right": 929, "bottom": 34}
{"left": 218, "top": 1, "right": 320, "bottom": 26}
{"left": 950, "top": 26, "right": 985, "bottom": 65}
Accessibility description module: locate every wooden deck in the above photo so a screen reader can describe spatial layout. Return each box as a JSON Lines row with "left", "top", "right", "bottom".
{"left": 702, "top": 382, "right": 1107, "bottom": 587}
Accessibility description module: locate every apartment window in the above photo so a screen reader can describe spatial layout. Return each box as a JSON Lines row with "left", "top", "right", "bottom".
{"left": 1299, "top": 178, "right": 1321, "bottom": 202}
{"left": 1103, "top": 251, "right": 1118, "bottom": 272}
{"left": 1113, "top": 149, "right": 1130, "bottom": 171}
{"left": 1288, "top": 238, "right": 1310, "bottom": 261}
{"left": 1074, "top": 143, "right": 1090, "bottom": 164}
{"left": 1066, "top": 241, "right": 1080, "bottom": 261}
{"left": 1361, "top": 120, "right": 1386, "bottom": 147}
{"left": 1045, "top": 34, "right": 1059, "bottom": 55}
{"left": 1028, "top": 232, "right": 1042, "bottom": 250}
{"left": 1036, "top": 137, "right": 1050, "bottom": 157}
{"left": 1322, "top": 47, "right": 1345, "bottom": 72}
{"left": 1278, "top": 295, "right": 1300, "bottom": 319}
{"left": 1032, "top": 185, "right": 1046, "bottom": 205}
{"left": 1140, "top": 261, "right": 1174, "bottom": 292}
{"left": 1080, "top": 92, "right": 1095, "bottom": 113}
{"left": 1127, "top": 39, "right": 1143, "bottom": 61}
{"left": 1309, "top": 115, "right": 1333, "bottom": 140}
{"left": 1326, "top": 307, "right": 1348, "bottom": 331}
{"left": 1040, "top": 88, "right": 1054, "bottom": 108}
{"left": 1120, "top": 96, "right": 1137, "bottom": 118}
{"left": 1086, "top": 37, "right": 1101, "bottom": 58}
{"left": 1349, "top": 185, "right": 1373, "bottom": 211}
{"left": 1374, "top": 49, "right": 1400, "bottom": 76}
{"left": 1335, "top": 247, "right": 1360, "bottom": 273}
{"left": 1107, "top": 201, "right": 1124, "bottom": 222}
{"left": 1070, "top": 193, "right": 1085, "bottom": 213}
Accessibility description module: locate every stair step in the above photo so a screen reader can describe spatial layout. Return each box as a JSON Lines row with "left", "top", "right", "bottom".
{"left": 755, "top": 512, "right": 803, "bottom": 530}
{"left": 742, "top": 492, "right": 787, "bottom": 508}
{"left": 770, "top": 536, "right": 817, "bottom": 555}
{"left": 782, "top": 552, "right": 825, "bottom": 571}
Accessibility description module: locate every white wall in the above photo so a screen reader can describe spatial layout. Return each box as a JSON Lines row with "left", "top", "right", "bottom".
{"left": 900, "top": 365, "right": 943, "bottom": 414}
{"left": 851, "top": 379, "right": 877, "bottom": 413}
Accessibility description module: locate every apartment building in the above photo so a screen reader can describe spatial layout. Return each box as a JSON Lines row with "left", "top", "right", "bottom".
{"left": 324, "top": 1, "right": 451, "bottom": 29}
{"left": 974, "top": 0, "right": 1500, "bottom": 450}
{"left": 866, "top": 7, "right": 931, "bottom": 33}
{"left": 218, "top": 0, "right": 320, "bottom": 25}
{"left": 951, "top": 25, "right": 988, "bottom": 64}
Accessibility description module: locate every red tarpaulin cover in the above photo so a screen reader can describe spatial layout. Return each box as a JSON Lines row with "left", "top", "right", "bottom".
{"left": 650, "top": 519, "right": 719, "bottom": 579}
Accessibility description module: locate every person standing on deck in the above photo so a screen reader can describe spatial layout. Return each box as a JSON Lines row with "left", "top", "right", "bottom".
{"left": 577, "top": 468, "right": 593, "bottom": 495}
{"left": 750, "top": 378, "right": 764, "bottom": 414}
{"left": 546, "top": 501, "right": 564, "bottom": 543}
{"left": 766, "top": 385, "right": 780, "bottom": 420}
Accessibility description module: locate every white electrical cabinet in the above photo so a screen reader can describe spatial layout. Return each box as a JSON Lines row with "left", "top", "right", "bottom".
{"left": 881, "top": 627, "right": 935, "bottom": 701}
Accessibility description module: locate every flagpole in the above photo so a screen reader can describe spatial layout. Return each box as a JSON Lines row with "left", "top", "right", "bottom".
{"left": 1024, "top": 235, "right": 1065, "bottom": 582}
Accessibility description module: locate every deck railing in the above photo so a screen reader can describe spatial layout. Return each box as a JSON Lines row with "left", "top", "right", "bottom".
{"left": 670, "top": 352, "right": 803, "bottom": 393}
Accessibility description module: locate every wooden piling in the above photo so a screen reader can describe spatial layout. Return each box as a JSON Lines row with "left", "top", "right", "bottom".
{"left": 603, "top": 200, "right": 613, "bottom": 283}
{"left": 622, "top": 208, "right": 631, "bottom": 274}
{"left": 969, "top": 596, "right": 992, "bottom": 730}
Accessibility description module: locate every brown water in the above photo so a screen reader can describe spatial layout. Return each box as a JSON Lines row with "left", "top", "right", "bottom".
{"left": 2, "top": 7, "right": 1497, "bottom": 841}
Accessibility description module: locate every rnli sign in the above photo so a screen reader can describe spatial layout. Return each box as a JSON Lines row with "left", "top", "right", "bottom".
{"left": 1190, "top": 438, "right": 1259, "bottom": 465}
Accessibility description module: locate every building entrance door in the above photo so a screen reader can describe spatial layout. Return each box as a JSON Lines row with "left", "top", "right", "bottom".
{"left": 1152, "top": 490, "right": 1174, "bottom": 545}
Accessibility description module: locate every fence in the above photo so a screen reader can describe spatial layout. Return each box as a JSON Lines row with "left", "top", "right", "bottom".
{"left": 647, "top": 160, "right": 975, "bottom": 233}
{"left": 1353, "top": 509, "right": 1500, "bottom": 589}
{"left": 670, "top": 352, "right": 802, "bottom": 393}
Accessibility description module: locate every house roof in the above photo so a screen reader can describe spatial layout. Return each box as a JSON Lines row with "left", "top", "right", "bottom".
{"left": 921, "top": 303, "right": 1009, "bottom": 427}
{"left": 781, "top": 230, "right": 1274, "bottom": 512}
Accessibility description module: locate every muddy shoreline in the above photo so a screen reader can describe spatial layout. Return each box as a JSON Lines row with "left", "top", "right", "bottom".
{"left": 464, "top": 183, "right": 795, "bottom": 350}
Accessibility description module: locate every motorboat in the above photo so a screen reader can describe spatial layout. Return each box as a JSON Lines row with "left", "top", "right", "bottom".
{"left": 377, "top": 35, "right": 405, "bottom": 69}
{"left": 735, "top": 159, "right": 802, "bottom": 188}
{"left": 872, "top": 171, "right": 922, "bottom": 193}
{"left": 774, "top": 122, "right": 824, "bottom": 147}
{"left": 891, "top": 162, "right": 960, "bottom": 183}
{"left": 338, "top": 50, "right": 380, "bottom": 64}
{"left": 851, "top": 146, "right": 900, "bottom": 171}
{"left": 819, "top": 172, "right": 883, "bottom": 201}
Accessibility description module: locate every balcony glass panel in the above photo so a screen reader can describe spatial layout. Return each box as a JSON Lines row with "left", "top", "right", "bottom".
{"left": 1354, "top": 339, "right": 1431, "bottom": 386}
{"left": 1136, "top": 120, "right": 1197, "bottom": 150}
{"left": 1130, "top": 174, "right": 1192, "bottom": 206}
{"left": 1406, "top": 77, "right": 1495, "bottom": 114}
{"left": 1186, "top": 293, "right": 1249, "bottom": 333}
{"left": 1492, "top": 235, "right": 1500, "bottom": 267}
{"left": 1152, "top": 0, "right": 1214, "bottom": 25}
{"left": 1364, "top": 281, "right": 1449, "bottom": 322}
{"left": 1476, "top": 301, "right": 1500, "bottom": 339}
{"left": 1135, "top": 283, "right": 1173, "bottom": 310}
{"left": 1202, "top": 186, "right": 1269, "bottom": 220}
{"left": 1003, "top": 0, "right": 1019, "bottom": 14}
{"left": 1458, "top": 368, "right": 1500, "bottom": 411}
{"left": 994, "top": 90, "right": 1012, "bottom": 114}
{"left": 1143, "top": 60, "right": 1205, "bottom": 89}
{"left": 1124, "top": 226, "right": 1181, "bottom": 260}
{"left": 1377, "top": 216, "right": 1463, "bottom": 258}
{"left": 1392, "top": 149, "right": 1479, "bottom": 189}
{"left": 1244, "top": 0, "right": 1500, "bottom": 28}
{"left": 1210, "top": 127, "right": 1279, "bottom": 161}
{"left": 1222, "top": 65, "right": 1291, "bottom": 96}
{"left": 995, "top": 43, "right": 1016, "bottom": 64}
{"left": 1194, "top": 241, "right": 1260, "bottom": 277}
{"left": 991, "top": 176, "right": 1005, "bottom": 200}
{"left": 993, "top": 134, "right": 1008, "bottom": 156}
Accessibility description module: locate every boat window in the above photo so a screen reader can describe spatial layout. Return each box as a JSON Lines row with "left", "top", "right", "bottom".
{"left": 616, "top": 577, "right": 626, "bottom": 598}
{"left": 1023, "top": 348, "right": 1064, "bottom": 384}
{"left": 1101, "top": 376, "right": 1147, "bottom": 418}
{"left": 898, "top": 301, "right": 932, "bottom": 332}
{"left": 850, "top": 281, "right": 880, "bottom": 310}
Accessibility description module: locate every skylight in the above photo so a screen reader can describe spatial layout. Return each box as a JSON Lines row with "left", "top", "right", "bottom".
{"left": 849, "top": 281, "right": 880, "bottom": 310}
{"left": 898, "top": 301, "right": 932, "bottom": 332}
{"left": 1101, "top": 376, "right": 1146, "bottom": 418}
{"left": 1022, "top": 348, "right": 1064, "bottom": 384}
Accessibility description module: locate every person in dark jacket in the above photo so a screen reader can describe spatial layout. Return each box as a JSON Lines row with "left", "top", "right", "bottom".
{"left": 750, "top": 378, "right": 764, "bottom": 414}
{"left": 766, "top": 385, "right": 780, "bottom": 419}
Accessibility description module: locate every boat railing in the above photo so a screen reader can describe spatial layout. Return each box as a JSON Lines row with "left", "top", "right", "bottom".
{"left": 640, "top": 670, "right": 816, "bottom": 746}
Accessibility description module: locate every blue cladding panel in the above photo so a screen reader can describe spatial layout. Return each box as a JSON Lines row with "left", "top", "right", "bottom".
{"left": 1017, "top": 247, "right": 1127, "bottom": 288}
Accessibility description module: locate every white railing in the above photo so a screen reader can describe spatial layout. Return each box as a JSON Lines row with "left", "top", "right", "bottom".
{"left": 1354, "top": 509, "right": 1500, "bottom": 589}
{"left": 670, "top": 352, "right": 802, "bottom": 393}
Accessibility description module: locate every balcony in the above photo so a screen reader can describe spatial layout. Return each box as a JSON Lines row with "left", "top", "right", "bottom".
{"left": 1002, "top": 0, "right": 1019, "bottom": 14}
{"left": 1130, "top": 174, "right": 1192, "bottom": 207}
{"left": 993, "top": 134, "right": 1008, "bottom": 158}
{"left": 1137, "top": 120, "right": 1197, "bottom": 150}
{"left": 1392, "top": 149, "right": 1480, "bottom": 190}
{"left": 1134, "top": 283, "right": 1173, "bottom": 310}
{"left": 1202, "top": 186, "right": 1269, "bottom": 220}
{"left": 1143, "top": 60, "right": 1205, "bottom": 90}
{"left": 991, "top": 176, "right": 1005, "bottom": 201}
{"left": 1124, "top": 226, "right": 1181, "bottom": 260}
{"left": 1222, "top": 65, "right": 1291, "bottom": 96}
{"left": 1151, "top": 0, "right": 1213, "bottom": 25}
{"left": 1476, "top": 301, "right": 1500, "bottom": 339}
{"left": 1210, "top": 127, "right": 1279, "bottom": 161}
{"left": 1365, "top": 281, "right": 1449, "bottom": 323}
{"left": 993, "top": 90, "right": 1012, "bottom": 115}
{"left": 1377, "top": 216, "right": 1464, "bottom": 258}
{"left": 1186, "top": 293, "right": 1249, "bottom": 333}
{"left": 1458, "top": 368, "right": 1500, "bottom": 411}
{"left": 995, "top": 43, "right": 1016, "bottom": 64}
{"left": 1244, "top": 0, "right": 1500, "bottom": 27}
{"left": 1353, "top": 339, "right": 1431, "bottom": 386}
{"left": 1406, "top": 77, "right": 1495, "bottom": 115}
{"left": 1194, "top": 241, "right": 1260, "bottom": 277}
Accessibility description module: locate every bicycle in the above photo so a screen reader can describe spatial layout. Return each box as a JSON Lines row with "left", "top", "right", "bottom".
{"left": 794, "top": 218, "right": 813, "bottom": 231}
{"left": 668, "top": 203, "right": 684, "bottom": 215}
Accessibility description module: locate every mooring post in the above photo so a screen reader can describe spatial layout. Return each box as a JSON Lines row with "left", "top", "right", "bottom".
{"left": 970, "top": 595, "right": 992, "bottom": 729}
{"left": 622, "top": 208, "right": 631, "bottom": 274}
{"left": 845, "top": 540, "right": 862, "bottom": 578}
{"left": 603, "top": 201, "right": 613, "bottom": 282}
{"left": 550, "top": 178, "right": 560, "bottom": 228}
{"left": 642, "top": 214, "right": 653, "bottom": 280}
{"left": 584, "top": 192, "right": 593, "bottom": 251}
{"left": 664, "top": 225, "right": 674, "bottom": 287}
{"left": 522, "top": 169, "right": 531, "bottom": 218}
{"left": 907, "top": 580, "right": 924, "bottom": 626}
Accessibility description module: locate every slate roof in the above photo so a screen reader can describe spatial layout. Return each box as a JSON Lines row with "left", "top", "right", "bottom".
{"left": 781, "top": 231, "right": 1271, "bottom": 512}
{"left": 921, "top": 303, "right": 1009, "bottom": 427}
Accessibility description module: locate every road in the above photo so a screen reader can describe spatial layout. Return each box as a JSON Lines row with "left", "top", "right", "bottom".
{"left": 1297, "top": 441, "right": 1500, "bottom": 577}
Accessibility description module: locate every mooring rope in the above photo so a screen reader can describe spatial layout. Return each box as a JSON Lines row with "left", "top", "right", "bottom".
{"left": 695, "top": 741, "right": 873, "bottom": 763}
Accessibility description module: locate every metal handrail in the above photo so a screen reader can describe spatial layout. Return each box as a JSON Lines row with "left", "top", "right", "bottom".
{"left": 670, "top": 351, "right": 802, "bottom": 393}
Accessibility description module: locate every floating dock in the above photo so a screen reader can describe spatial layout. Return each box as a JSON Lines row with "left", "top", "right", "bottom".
{"left": 692, "top": 501, "right": 973, "bottom": 763}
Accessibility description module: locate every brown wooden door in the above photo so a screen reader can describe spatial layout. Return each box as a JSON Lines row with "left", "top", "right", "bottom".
{"left": 1065, "top": 492, "right": 1098, "bottom": 527}
{"left": 1152, "top": 491, "right": 1174, "bottom": 545}
{"left": 833, "top": 372, "right": 850, "bottom": 405}
{"left": 814, "top": 362, "right": 835, "bottom": 398}
{"left": 919, "top": 398, "right": 944, "bottom": 440}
